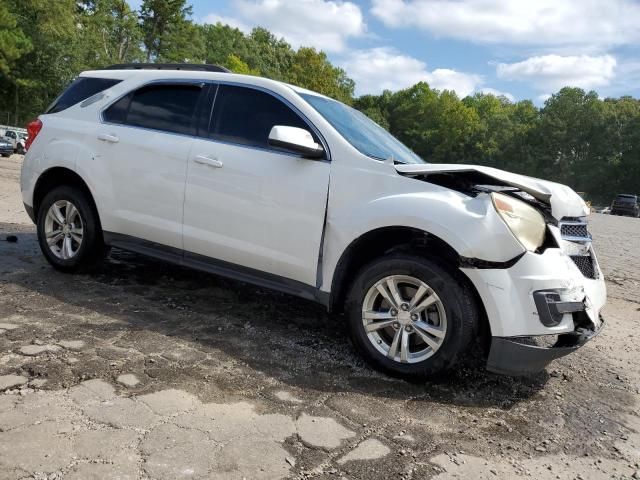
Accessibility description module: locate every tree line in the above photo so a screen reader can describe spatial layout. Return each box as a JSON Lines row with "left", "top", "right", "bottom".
{"left": 2, "top": 0, "right": 638, "bottom": 203}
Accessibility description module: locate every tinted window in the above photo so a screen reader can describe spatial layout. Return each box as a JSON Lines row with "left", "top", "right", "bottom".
{"left": 47, "top": 77, "right": 121, "bottom": 114}
{"left": 104, "top": 84, "right": 202, "bottom": 135}
{"left": 103, "top": 93, "right": 132, "bottom": 124}
{"left": 210, "top": 85, "right": 311, "bottom": 149}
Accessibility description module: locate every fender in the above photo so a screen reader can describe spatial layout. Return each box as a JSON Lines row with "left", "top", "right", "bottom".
{"left": 319, "top": 188, "right": 526, "bottom": 293}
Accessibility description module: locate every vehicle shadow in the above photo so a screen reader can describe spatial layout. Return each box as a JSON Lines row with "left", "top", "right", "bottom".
{"left": 0, "top": 225, "right": 550, "bottom": 409}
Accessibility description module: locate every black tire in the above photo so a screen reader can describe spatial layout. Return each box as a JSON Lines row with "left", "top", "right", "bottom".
{"left": 345, "top": 254, "right": 478, "bottom": 379}
{"left": 36, "top": 185, "right": 107, "bottom": 273}
{"left": 17, "top": 145, "right": 25, "bottom": 155}
{"left": 1, "top": 153, "right": 9, "bottom": 157}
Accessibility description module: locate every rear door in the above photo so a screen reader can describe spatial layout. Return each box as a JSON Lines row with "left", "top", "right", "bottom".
{"left": 183, "top": 84, "right": 330, "bottom": 286}
{"left": 96, "top": 81, "right": 206, "bottom": 250}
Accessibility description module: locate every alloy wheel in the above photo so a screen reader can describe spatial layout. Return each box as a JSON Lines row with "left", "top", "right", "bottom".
{"left": 361, "top": 275, "right": 447, "bottom": 364}
{"left": 44, "top": 200, "right": 84, "bottom": 260}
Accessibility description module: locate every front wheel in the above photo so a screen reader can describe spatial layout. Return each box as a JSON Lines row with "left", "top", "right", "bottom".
{"left": 37, "top": 186, "right": 107, "bottom": 273}
{"left": 345, "top": 254, "right": 479, "bottom": 379}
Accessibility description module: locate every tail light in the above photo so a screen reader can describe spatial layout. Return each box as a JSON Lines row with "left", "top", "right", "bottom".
{"left": 25, "top": 119, "right": 43, "bottom": 151}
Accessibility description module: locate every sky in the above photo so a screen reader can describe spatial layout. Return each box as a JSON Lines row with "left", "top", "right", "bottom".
{"left": 129, "top": 0, "right": 640, "bottom": 103}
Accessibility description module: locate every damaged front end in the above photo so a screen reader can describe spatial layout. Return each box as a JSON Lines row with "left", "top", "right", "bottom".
{"left": 394, "top": 163, "right": 590, "bottom": 221}
{"left": 395, "top": 163, "right": 606, "bottom": 375}
{"left": 486, "top": 316, "right": 605, "bottom": 375}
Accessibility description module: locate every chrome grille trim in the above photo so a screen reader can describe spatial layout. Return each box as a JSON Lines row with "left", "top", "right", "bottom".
{"left": 558, "top": 218, "right": 591, "bottom": 243}
{"left": 559, "top": 217, "right": 598, "bottom": 280}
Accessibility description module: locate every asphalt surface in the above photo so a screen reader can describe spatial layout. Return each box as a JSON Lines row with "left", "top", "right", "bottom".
{"left": 0, "top": 153, "right": 639, "bottom": 480}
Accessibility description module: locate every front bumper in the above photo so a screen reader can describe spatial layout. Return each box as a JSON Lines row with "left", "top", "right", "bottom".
{"left": 462, "top": 246, "right": 606, "bottom": 375}
{"left": 486, "top": 315, "right": 604, "bottom": 375}
{"left": 0, "top": 145, "right": 12, "bottom": 155}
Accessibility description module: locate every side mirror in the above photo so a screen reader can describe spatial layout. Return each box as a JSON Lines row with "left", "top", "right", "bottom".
{"left": 268, "top": 125, "right": 324, "bottom": 159}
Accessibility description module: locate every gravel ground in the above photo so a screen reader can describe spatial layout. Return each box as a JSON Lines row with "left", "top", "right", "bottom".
{"left": 0, "top": 153, "right": 639, "bottom": 480}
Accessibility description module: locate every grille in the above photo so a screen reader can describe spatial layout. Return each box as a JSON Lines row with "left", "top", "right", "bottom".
{"left": 570, "top": 255, "right": 596, "bottom": 279}
{"left": 560, "top": 223, "right": 589, "bottom": 239}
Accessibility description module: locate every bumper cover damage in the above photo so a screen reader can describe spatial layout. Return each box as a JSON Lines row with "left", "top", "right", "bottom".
{"left": 486, "top": 315, "right": 604, "bottom": 376}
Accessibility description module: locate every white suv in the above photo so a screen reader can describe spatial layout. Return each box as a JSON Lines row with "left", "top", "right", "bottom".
{"left": 21, "top": 64, "right": 606, "bottom": 378}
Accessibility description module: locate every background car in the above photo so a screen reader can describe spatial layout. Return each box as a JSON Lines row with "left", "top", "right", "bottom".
{"left": 0, "top": 127, "right": 28, "bottom": 153}
{"left": 0, "top": 138, "right": 13, "bottom": 157}
{"left": 610, "top": 194, "right": 640, "bottom": 217}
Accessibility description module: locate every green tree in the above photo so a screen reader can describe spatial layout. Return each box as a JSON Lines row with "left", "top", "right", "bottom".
{"left": 353, "top": 92, "right": 393, "bottom": 129}
{"left": 382, "top": 83, "right": 479, "bottom": 163}
{"left": 225, "top": 53, "right": 259, "bottom": 75}
{"left": 200, "top": 23, "right": 250, "bottom": 66}
{"left": 139, "top": 0, "right": 193, "bottom": 61}
{"left": 77, "top": 0, "right": 143, "bottom": 67}
{"left": 243, "top": 27, "right": 294, "bottom": 81}
{"left": 0, "top": 0, "right": 78, "bottom": 124}
{"left": 0, "top": 2, "right": 32, "bottom": 75}
{"left": 158, "top": 18, "right": 204, "bottom": 62}
{"left": 533, "top": 88, "right": 606, "bottom": 189}
{"left": 287, "top": 47, "right": 354, "bottom": 104}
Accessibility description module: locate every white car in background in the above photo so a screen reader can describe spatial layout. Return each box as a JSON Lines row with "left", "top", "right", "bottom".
{"left": 20, "top": 64, "right": 606, "bottom": 378}
{"left": 1, "top": 128, "right": 27, "bottom": 154}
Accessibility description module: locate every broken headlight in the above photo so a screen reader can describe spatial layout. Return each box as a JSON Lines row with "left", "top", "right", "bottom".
{"left": 491, "top": 192, "right": 546, "bottom": 251}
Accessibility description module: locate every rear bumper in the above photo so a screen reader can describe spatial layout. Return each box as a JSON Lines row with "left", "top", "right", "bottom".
{"left": 486, "top": 316, "right": 604, "bottom": 376}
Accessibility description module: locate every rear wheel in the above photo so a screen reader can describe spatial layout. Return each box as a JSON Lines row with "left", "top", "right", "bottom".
{"left": 37, "top": 186, "right": 106, "bottom": 272}
{"left": 345, "top": 254, "right": 478, "bottom": 379}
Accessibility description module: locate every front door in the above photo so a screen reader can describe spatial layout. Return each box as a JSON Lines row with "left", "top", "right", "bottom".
{"left": 183, "top": 84, "right": 330, "bottom": 286}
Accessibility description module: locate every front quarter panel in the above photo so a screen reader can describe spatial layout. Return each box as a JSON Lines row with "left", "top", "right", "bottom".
{"left": 320, "top": 155, "right": 525, "bottom": 292}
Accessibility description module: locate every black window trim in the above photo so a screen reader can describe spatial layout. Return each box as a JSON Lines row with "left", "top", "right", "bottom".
{"left": 100, "top": 79, "right": 208, "bottom": 138}
{"left": 100, "top": 79, "right": 331, "bottom": 161}
{"left": 204, "top": 81, "right": 330, "bottom": 161}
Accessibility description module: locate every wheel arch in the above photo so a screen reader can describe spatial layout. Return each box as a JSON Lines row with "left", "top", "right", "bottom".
{"left": 33, "top": 167, "right": 101, "bottom": 228}
{"left": 328, "top": 226, "right": 490, "bottom": 338}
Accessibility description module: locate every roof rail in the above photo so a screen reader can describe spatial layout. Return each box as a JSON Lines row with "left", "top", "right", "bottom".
{"left": 102, "top": 63, "right": 230, "bottom": 73}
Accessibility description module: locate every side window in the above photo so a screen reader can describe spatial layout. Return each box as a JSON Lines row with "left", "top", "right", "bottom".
{"left": 104, "top": 83, "right": 202, "bottom": 136}
{"left": 210, "top": 85, "right": 313, "bottom": 150}
{"left": 46, "top": 77, "right": 121, "bottom": 114}
{"left": 6, "top": 131, "right": 15, "bottom": 139}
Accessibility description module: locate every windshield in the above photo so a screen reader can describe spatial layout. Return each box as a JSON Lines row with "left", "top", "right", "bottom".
{"left": 300, "top": 93, "right": 426, "bottom": 164}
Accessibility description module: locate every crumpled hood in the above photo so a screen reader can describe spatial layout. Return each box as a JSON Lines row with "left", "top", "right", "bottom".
{"left": 395, "top": 163, "right": 590, "bottom": 220}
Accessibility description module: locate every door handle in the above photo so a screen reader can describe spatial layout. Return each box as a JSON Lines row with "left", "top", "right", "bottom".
{"left": 97, "top": 133, "right": 119, "bottom": 143}
{"left": 194, "top": 155, "right": 223, "bottom": 168}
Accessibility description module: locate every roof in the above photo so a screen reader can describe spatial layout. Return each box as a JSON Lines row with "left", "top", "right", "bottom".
{"left": 102, "top": 63, "right": 230, "bottom": 73}
{"left": 81, "top": 63, "right": 330, "bottom": 100}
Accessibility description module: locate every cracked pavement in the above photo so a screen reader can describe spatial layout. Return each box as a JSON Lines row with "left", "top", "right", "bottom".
{"left": 1, "top": 154, "right": 639, "bottom": 479}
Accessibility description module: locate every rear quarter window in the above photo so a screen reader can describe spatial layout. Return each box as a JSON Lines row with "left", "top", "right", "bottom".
{"left": 103, "top": 83, "right": 203, "bottom": 136}
{"left": 46, "top": 77, "right": 121, "bottom": 114}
